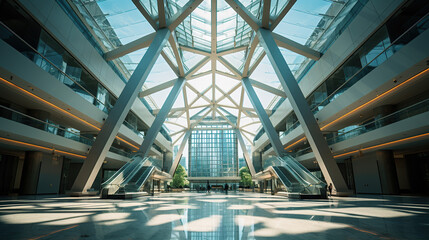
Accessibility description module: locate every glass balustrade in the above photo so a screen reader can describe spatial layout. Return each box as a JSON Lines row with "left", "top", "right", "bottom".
{"left": 0, "top": 104, "right": 132, "bottom": 158}
{"left": 294, "top": 98, "right": 429, "bottom": 157}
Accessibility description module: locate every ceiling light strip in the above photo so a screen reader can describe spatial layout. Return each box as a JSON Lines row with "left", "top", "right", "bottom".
{"left": 283, "top": 67, "right": 429, "bottom": 151}
{"left": 0, "top": 137, "right": 85, "bottom": 158}
{"left": 0, "top": 77, "right": 139, "bottom": 150}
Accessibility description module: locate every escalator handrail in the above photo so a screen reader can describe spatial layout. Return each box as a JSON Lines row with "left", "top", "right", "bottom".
{"left": 101, "top": 156, "right": 144, "bottom": 187}
{"left": 279, "top": 159, "right": 312, "bottom": 187}
{"left": 135, "top": 166, "right": 155, "bottom": 191}
{"left": 284, "top": 156, "right": 325, "bottom": 185}
{"left": 119, "top": 157, "right": 149, "bottom": 186}
{"left": 272, "top": 166, "right": 293, "bottom": 189}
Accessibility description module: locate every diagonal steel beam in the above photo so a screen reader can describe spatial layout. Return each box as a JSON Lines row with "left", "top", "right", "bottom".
{"left": 249, "top": 79, "right": 287, "bottom": 98}
{"left": 138, "top": 78, "right": 186, "bottom": 156}
{"left": 217, "top": 45, "right": 248, "bottom": 56}
{"left": 224, "top": 0, "right": 260, "bottom": 31}
{"left": 157, "top": 0, "right": 167, "bottom": 28}
{"left": 172, "top": 131, "right": 186, "bottom": 146}
{"left": 217, "top": 56, "right": 242, "bottom": 77}
{"left": 248, "top": 52, "right": 266, "bottom": 76}
{"left": 215, "top": 108, "right": 236, "bottom": 128}
{"left": 257, "top": 28, "right": 349, "bottom": 195}
{"left": 104, "top": 32, "right": 156, "bottom": 61}
{"left": 169, "top": 130, "right": 191, "bottom": 175}
{"left": 183, "top": 86, "right": 191, "bottom": 127}
{"left": 168, "top": 32, "right": 185, "bottom": 76}
{"left": 273, "top": 32, "right": 321, "bottom": 60}
{"left": 188, "top": 70, "right": 212, "bottom": 80}
{"left": 270, "top": 0, "right": 296, "bottom": 30}
{"left": 180, "top": 45, "right": 211, "bottom": 56}
{"left": 235, "top": 129, "right": 256, "bottom": 176}
{"left": 161, "top": 51, "right": 180, "bottom": 77}
{"left": 185, "top": 56, "right": 211, "bottom": 78}
{"left": 133, "top": 0, "right": 157, "bottom": 29}
{"left": 240, "top": 128, "right": 256, "bottom": 136}
{"left": 261, "top": 0, "right": 271, "bottom": 29}
{"left": 186, "top": 82, "right": 212, "bottom": 104}
{"left": 138, "top": 78, "right": 177, "bottom": 98}
{"left": 242, "top": 37, "right": 259, "bottom": 77}
{"left": 237, "top": 87, "right": 245, "bottom": 127}
{"left": 215, "top": 70, "right": 241, "bottom": 80}
{"left": 214, "top": 83, "right": 241, "bottom": 106}
{"left": 167, "top": 0, "right": 204, "bottom": 31}
{"left": 71, "top": 28, "right": 171, "bottom": 193}
{"left": 242, "top": 77, "right": 285, "bottom": 157}
{"left": 190, "top": 108, "right": 213, "bottom": 128}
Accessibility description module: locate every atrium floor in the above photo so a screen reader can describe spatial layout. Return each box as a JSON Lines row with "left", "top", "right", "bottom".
{"left": 0, "top": 192, "right": 428, "bottom": 239}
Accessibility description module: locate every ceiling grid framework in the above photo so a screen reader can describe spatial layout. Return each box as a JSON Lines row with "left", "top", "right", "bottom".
{"left": 69, "top": 0, "right": 355, "bottom": 146}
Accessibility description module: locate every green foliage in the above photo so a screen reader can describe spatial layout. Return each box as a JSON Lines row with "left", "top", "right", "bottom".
{"left": 239, "top": 167, "right": 252, "bottom": 187}
{"left": 171, "top": 165, "right": 188, "bottom": 188}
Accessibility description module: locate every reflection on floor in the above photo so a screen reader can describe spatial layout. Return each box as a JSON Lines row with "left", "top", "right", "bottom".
{"left": 0, "top": 192, "right": 428, "bottom": 239}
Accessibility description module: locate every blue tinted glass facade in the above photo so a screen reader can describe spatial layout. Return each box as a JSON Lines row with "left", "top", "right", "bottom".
{"left": 189, "top": 124, "right": 238, "bottom": 177}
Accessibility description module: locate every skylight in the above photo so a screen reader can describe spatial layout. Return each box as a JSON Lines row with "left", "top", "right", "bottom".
{"left": 69, "top": 0, "right": 361, "bottom": 146}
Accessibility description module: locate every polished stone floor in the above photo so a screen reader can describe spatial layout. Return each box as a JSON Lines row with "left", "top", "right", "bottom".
{"left": 0, "top": 192, "right": 428, "bottom": 239}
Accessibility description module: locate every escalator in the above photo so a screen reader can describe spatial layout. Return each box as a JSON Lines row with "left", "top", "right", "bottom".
{"left": 255, "top": 156, "right": 327, "bottom": 198}
{"left": 122, "top": 166, "right": 154, "bottom": 193}
{"left": 101, "top": 155, "right": 171, "bottom": 198}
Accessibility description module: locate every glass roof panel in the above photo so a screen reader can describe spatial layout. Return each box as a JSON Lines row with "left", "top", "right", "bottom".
{"left": 118, "top": 48, "right": 147, "bottom": 75}
{"left": 71, "top": 0, "right": 154, "bottom": 50}
{"left": 222, "top": 51, "right": 246, "bottom": 71}
{"left": 67, "top": 0, "right": 365, "bottom": 145}
{"left": 251, "top": 56, "right": 280, "bottom": 86}
{"left": 217, "top": 0, "right": 253, "bottom": 52}
{"left": 273, "top": 0, "right": 332, "bottom": 44}
{"left": 144, "top": 86, "right": 172, "bottom": 109}
{"left": 192, "top": 60, "right": 211, "bottom": 75}
{"left": 188, "top": 75, "right": 211, "bottom": 92}
{"left": 182, "top": 51, "right": 206, "bottom": 71}
{"left": 172, "top": 89, "right": 185, "bottom": 108}
{"left": 215, "top": 74, "right": 239, "bottom": 94}
{"left": 216, "top": 60, "right": 233, "bottom": 75}
{"left": 185, "top": 85, "right": 198, "bottom": 103}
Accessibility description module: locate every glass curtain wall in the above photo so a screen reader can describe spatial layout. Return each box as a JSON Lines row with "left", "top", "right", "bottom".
{"left": 189, "top": 124, "right": 238, "bottom": 178}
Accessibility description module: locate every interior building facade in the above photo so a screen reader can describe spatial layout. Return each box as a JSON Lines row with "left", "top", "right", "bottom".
{"left": 0, "top": 0, "right": 428, "bottom": 239}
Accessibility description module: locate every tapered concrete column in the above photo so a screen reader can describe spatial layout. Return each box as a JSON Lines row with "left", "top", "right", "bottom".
{"left": 256, "top": 28, "right": 349, "bottom": 195}
{"left": 234, "top": 129, "right": 256, "bottom": 176}
{"left": 71, "top": 29, "right": 171, "bottom": 194}
{"left": 376, "top": 150, "right": 399, "bottom": 194}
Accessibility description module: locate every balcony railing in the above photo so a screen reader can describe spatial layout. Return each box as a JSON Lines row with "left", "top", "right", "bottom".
{"left": 294, "top": 98, "right": 429, "bottom": 157}
{"left": 280, "top": 12, "right": 429, "bottom": 140}
{"left": 0, "top": 104, "right": 132, "bottom": 158}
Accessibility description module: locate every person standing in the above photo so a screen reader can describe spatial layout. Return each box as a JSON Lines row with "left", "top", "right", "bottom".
{"left": 207, "top": 180, "right": 211, "bottom": 194}
{"left": 225, "top": 183, "right": 229, "bottom": 195}
{"left": 328, "top": 183, "right": 333, "bottom": 197}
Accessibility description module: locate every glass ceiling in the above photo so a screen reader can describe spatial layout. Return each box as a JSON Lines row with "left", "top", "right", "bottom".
{"left": 69, "top": 0, "right": 361, "bottom": 147}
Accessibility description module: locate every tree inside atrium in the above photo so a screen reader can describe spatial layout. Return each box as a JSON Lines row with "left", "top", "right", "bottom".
{"left": 171, "top": 165, "right": 188, "bottom": 188}
{"left": 239, "top": 167, "right": 252, "bottom": 187}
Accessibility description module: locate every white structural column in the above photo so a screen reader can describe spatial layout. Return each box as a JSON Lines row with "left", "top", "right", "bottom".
{"left": 257, "top": 28, "right": 349, "bottom": 195}
{"left": 234, "top": 129, "right": 256, "bottom": 176}
{"left": 71, "top": 29, "right": 171, "bottom": 193}
{"left": 169, "top": 130, "right": 191, "bottom": 175}
{"left": 241, "top": 78, "right": 285, "bottom": 157}
{"left": 138, "top": 78, "right": 186, "bottom": 157}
